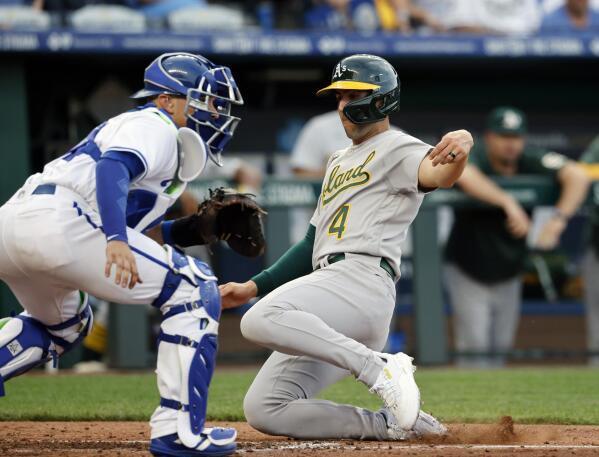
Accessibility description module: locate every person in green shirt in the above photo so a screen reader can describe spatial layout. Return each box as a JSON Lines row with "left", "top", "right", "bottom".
{"left": 580, "top": 135, "right": 599, "bottom": 366}
{"left": 445, "top": 106, "right": 589, "bottom": 367}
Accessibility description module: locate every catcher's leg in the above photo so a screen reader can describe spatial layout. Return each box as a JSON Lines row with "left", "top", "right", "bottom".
{"left": 0, "top": 194, "right": 235, "bottom": 454}
{"left": 149, "top": 246, "right": 236, "bottom": 457}
{"left": 74, "top": 297, "right": 109, "bottom": 373}
{"left": 0, "top": 286, "right": 93, "bottom": 396}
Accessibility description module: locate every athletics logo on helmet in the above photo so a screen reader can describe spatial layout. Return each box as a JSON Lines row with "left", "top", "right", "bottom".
{"left": 317, "top": 54, "right": 400, "bottom": 125}
{"left": 131, "top": 52, "right": 244, "bottom": 166}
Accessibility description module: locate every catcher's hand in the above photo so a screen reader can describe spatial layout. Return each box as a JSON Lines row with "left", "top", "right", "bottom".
{"left": 170, "top": 188, "right": 267, "bottom": 257}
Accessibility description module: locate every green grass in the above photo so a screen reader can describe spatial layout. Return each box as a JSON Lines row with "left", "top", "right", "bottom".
{"left": 1, "top": 368, "right": 599, "bottom": 424}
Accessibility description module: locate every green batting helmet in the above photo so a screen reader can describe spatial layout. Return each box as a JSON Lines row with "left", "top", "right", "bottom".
{"left": 317, "top": 54, "right": 400, "bottom": 124}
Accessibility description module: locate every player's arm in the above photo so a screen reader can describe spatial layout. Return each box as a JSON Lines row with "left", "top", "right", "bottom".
{"left": 219, "top": 224, "right": 315, "bottom": 309}
{"left": 96, "top": 151, "right": 146, "bottom": 289}
{"left": 144, "top": 191, "right": 199, "bottom": 245}
{"left": 536, "top": 161, "right": 590, "bottom": 250}
{"left": 456, "top": 164, "right": 530, "bottom": 238}
{"left": 553, "top": 162, "right": 590, "bottom": 220}
{"left": 418, "top": 129, "right": 473, "bottom": 189}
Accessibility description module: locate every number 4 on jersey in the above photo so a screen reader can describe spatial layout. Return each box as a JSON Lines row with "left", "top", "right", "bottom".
{"left": 328, "top": 204, "right": 350, "bottom": 240}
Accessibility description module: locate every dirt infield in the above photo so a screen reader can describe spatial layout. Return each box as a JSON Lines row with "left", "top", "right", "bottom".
{"left": 2, "top": 419, "right": 599, "bottom": 456}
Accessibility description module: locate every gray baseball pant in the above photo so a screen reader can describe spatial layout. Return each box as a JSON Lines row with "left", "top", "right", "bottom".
{"left": 445, "top": 263, "right": 521, "bottom": 368}
{"left": 240, "top": 254, "right": 396, "bottom": 440}
{"left": 582, "top": 249, "right": 599, "bottom": 366}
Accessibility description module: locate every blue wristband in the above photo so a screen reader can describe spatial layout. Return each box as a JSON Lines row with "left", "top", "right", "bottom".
{"left": 161, "top": 220, "right": 175, "bottom": 245}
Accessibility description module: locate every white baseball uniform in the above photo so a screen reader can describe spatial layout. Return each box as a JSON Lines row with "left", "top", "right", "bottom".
{"left": 241, "top": 129, "right": 432, "bottom": 439}
{"left": 0, "top": 104, "right": 220, "bottom": 445}
{"left": 0, "top": 106, "right": 184, "bottom": 321}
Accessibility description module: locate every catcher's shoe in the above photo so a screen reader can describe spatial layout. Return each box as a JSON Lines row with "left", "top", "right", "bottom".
{"left": 381, "top": 408, "right": 447, "bottom": 440}
{"left": 369, "top": 352, "right": 420, "bottom": 430}
{"left": 149, "top": 428, "right": 236, "bottom": 457}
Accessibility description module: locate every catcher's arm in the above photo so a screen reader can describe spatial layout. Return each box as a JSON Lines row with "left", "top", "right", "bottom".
{"left": 145, "top": 215, "right": 214, "bottom": 247}
{"left": 151, "top": 188, "right": 267, "bottom": 257}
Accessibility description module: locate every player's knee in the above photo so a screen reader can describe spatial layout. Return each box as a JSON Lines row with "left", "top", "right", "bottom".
{"left": 240, "top": 306, "right": 269, "bottom": 344}
{"left": 243, "top": 389, "right": 278, "bottom": 435}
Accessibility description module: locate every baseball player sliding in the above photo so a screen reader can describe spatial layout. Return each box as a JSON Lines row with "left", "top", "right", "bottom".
{"left": 220, "top": 54, "right": 473, "bottom": 440}
{"left": 0, "top": 52, "right": 265, "bottom": 457}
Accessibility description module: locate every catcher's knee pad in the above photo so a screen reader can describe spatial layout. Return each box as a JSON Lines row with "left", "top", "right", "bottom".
{"left": 0, "top": 301, "right": 93, "bottom": 397}
{"left": 152, "top": 245, "right": 220, "bottom": 319}
{"left": 151, "top": 246, "right": 222, "bottom": 448}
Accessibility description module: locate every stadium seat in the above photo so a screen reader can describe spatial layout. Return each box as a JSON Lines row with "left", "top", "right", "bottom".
{"left": 0, "top": 6, "right": 50, "bottom": 30}
{"left": 69, "top": 5, "right": 146, "bottom": 33}
{"left": 167, "top": 5, "right": 246, "bottom": 32}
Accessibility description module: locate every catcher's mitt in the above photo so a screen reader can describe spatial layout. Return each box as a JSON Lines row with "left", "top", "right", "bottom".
{"left": 170, "top": 188, "right": 266, "bottom": 257}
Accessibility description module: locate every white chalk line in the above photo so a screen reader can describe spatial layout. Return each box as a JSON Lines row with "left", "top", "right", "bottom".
{"left": 7, "top": 439, "right": 599, "bottom": 453}
{"left": 238, "top": 442, "right": 599, "bottom": 452}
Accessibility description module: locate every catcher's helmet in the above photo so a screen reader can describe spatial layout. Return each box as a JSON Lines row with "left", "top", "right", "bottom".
{"left": 317, "top": 54, "right": 400, "bottom": 125}
{"left": 131, "top": 52, "right": 244, "bottom": 166}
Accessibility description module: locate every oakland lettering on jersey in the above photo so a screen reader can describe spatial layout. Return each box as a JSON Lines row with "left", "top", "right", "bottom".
{"left": 322, "top": 150, "right": 375, "bottom": 205}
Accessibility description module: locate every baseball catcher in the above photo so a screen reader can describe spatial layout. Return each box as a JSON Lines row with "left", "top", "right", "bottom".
{"left": 0, "top": 52, "right": 251, "bottom": 457}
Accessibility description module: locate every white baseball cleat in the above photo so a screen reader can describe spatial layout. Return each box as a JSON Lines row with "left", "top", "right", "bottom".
{"left": 413, "top": 410, "right": 448, "bottom": 436}
{"left": 369, "top": 352, "right": 420, "bottom": 430}
{"left": 380, "top": 408, "right": 415, "bottom": 440}
{"left": 381, "top": 408, "right": 447, "bottom": 440}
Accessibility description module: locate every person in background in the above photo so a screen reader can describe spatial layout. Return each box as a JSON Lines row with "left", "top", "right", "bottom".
{"left": 409, "top": 0, "right": 541, "bottom": 35}
{"left": 444, "top": 107, "right": 589, "bottom": 367}
{"left": 304, "top": 0, "right": 394, "bottom": 32}
{"left": 291, "top": 110, "right": 350, "bottom": 178}
{"left": 126, "top": 0, "right": 204, "bottom": 20}
{"left": 541, "top": 0, "right": 599, "bottom": 32}
{"left": 579, "top": 135, "right": 599, "bottom": 366}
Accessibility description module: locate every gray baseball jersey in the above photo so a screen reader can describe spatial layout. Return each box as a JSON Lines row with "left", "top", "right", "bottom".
{"left": 310, "top": 129, "right": 432, "bottom": 277}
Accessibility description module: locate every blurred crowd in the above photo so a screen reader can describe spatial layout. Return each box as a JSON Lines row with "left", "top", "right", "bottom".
{"left": 1, "top": 0, "right": 599, "bottom": 33}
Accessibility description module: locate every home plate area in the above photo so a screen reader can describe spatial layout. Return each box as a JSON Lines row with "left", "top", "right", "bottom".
{"left": 3, "top": 418, "right": 599, "bottom": 456}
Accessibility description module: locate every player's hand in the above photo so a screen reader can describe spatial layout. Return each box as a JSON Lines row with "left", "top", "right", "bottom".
{"left": 535, "top": 217, "right": 567, "bottom": 250}
{"left": 502, "top": 198, "right": 530, "bottom": 239}
{"left": 219, "top": 281, "right": 258, "bottom": 309}
{"left": 105, "top": 240, "right": 142, "bottom": 289}
{"left": 429, "top": 130, "right": 473, "bottom": 167}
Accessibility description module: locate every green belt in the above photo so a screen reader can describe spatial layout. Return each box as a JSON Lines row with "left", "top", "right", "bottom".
{"left": 315, "top": 253, "right": 395, "bottom": 279}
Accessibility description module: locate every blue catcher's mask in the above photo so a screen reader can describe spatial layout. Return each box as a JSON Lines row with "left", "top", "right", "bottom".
{"left": 131, "top": 52, "right": 243, "bottom": 166}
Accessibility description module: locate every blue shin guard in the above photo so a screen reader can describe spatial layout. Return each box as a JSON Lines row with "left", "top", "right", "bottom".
{"left": 151, "top": 246, "right": 233, "bottom": 453}
{"left": 0, "top": 316, "right": 57, "bottom": 397}
{"left": 0, "top": 305, "right": 92, "bottom": 397}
